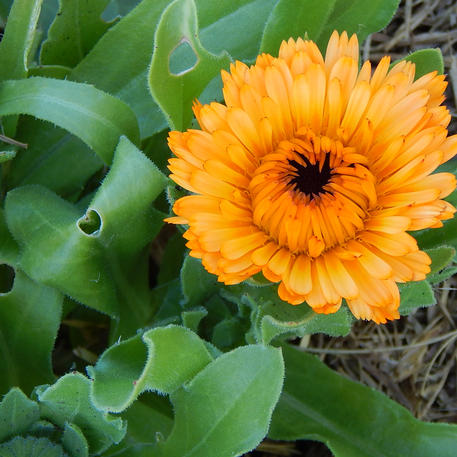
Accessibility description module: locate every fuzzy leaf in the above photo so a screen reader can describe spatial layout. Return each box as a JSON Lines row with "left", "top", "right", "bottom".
{"left": 8, "top": 118, "right": 103, "bottom": 199}
{"left": 37, "top": 373, "right": 126, "bottom": 455}
{"left": 261, "top": 0, "right": 336, "bottom": 54}
{"left": 0, "top": 271, "right": 62, "bottom": 395}
{"left": 90, "top": 325, "right": 214, "bottom": 412}
{"left": 40, "top": 0, "right": 114, "bottom": 67}
{"left": 6, "top": 137, "right": 167, "bottom": 328}
{"left": 148, "top": 0, "right": 231, "bottom": 130}
{"left": 404, "top": 48, "right": 444, "bottom": 78}
{"left": 269, "top": 345, "right": 457, "bottom": 457}
{"left": 0, "top": 0, "right": 42, "bottom": 81}
{"left": 181, "top": 256, "right": 219, "bottom": 307}
{"left": 317, "top": 0, "right": 400, "bottom": 50}
{"left": 399, "top": 281, "right": 436, "bottom": 315}
{"left": 62, "top": 423, "right": 89, "bottom": 457}
{"left": 0, "top": 77, "right": 139, "bottom": 164}
{"left": 0, "top": 388, "right": 39, "bottom": 441}
{"left": 158, "top": 345, "right": 284, "bottom": 457}
{"left": 5, "top": 185, "right": 119, "bottom": 317}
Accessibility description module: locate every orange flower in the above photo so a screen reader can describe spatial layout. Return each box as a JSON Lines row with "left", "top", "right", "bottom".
{"left": 165, "top": 31, "right": 457, "bottom": 323}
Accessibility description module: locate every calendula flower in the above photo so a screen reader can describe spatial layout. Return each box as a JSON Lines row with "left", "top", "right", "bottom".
{"left": 165, "top": 31, "right": 457, "bottom": 323}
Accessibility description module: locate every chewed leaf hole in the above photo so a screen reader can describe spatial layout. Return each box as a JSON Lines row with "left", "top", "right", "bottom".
{"left": 0, "top": 264, "right": 15, "bottom": 293}
{"left": 78, "top": 209, "right": 102, "bottom": 236}
{"left": 169, "top": 39, "right": 198, "bottom": 75}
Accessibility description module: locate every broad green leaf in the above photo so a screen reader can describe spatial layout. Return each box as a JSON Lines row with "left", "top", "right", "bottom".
{"left": 158, "top": 345, "right": 284, "bottom": 457}
{"left": 6, "top": 138, "right": 166, "bottom": 325}
{"left": 196, "top": 0, "right": 276, "bottom": 62}
{"left": 0, "top": 0, "right": 43, "bottom": 136}
{"left": 270, "top": 345, "right": 457, "bottom": 457}
{"left": 261, "top": 0, "right": 336, "bottom": 54}
{"left": 0, "top": 77, "right": 139, "bottom": 164}
{"left": 181, "top": 256, "right": 219, "bottom": 307}
{"left": 40, "top": 0, "right": 114, "bottom": 67}
{"left": 317, "top": 0, "right": 400, "bottom": 52}
{"left": 0, "top": 388, "right": 39, "bottom": 441}
{"left": 426, "top": 246, "right": 456, "bottom": 275}
{"left": 90, "top": 325, "right": 213, "bottom": 412}
{"left": 88, "top": 136, "right": 167, "bottom": 255}
{"left": 0, "top": 0, "right": 42, "bottom": 82}
{"left": 8, "top": 117, "right": 103, "bottom": 198}
{"left": 103, "top": 0, "right": 142, "bottom": 20}
{"left": 5, "top": 185, "right": 119, "bottom": 317}
{"left": 399, "top": 280, "right": 436, "bottom": 315}
{"left": 252, "top": 300, "right": 353, "bottom": 345}
{"left": 62, "top": 423, "right": 88, "bottom": 457}
{"left": 0, "top": 436, "right": 67, "bottom": 457}
{"left": 0, "top": 271, "right": 62, "bottom": 395}
{"left": 102, "top": 394, "right": 174, "bottom": 457}
{"left": 28, "top": 65, "right": 72, "bottom": 78}
{"left": 425, "top": 246, "right": 456, "bottom": 284}
{"left": 71, "top": 0, "right": 276, "bottom": 137}
{"left": 148, "top": 0, "right": 231, "bottom": 130}
{"left": 181, "top": 307, "right": 208, "bottom": 332}
{"left": 37, "top": 373, "right": 126, "bottom": 455}
{"left": 404, "top": 48, "right": 444, "bottom": 79}
{"left": 70, "top": 0, "right": 171, "bottom": 138}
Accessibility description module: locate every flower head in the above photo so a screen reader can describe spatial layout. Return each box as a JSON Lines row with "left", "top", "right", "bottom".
{"left": 165, "top": 31, "right": 457, "bottom": 323}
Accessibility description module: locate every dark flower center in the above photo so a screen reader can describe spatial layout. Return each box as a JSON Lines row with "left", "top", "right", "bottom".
{"left": 288, "top": 153, "right": 331, "bottom": 197}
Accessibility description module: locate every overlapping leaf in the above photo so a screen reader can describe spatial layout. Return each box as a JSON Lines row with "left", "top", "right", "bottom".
{"left": 5, "top": 137, "right": 166, "bottom": 335}
{"left": 0, "top": 77, "right": 139, "bottom": 164}
{"left": 270, "top": 345, "right": 457, "bottom": 457}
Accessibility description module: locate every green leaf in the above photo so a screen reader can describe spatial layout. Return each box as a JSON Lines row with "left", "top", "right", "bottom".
{"left": 181, "top": 256, "right": 219, "bottom": 307}
{"left": 0, "top": 0, "right": 43, "bottom": 136}
{"left": 0, "top": 271, "right": 62, "bottom": 395}
{"left": 40, "top": 0, "right": 114, "bottom": 67}
{"left": 0, "top": 436, "right": 67, "bottom": 457}
{"left": 61, "top": 423, "right": 89, "bottom": 457}
{"left": 90, "top": 325, "right": 214, "bottom": 412}
{"left": 399, "top": 280, "right": 436, "bottom": 315}
{"left": 0, "top": 0, "right": 42, "bottom": 81}
{"left": 158, "top": 345, "right": 284, "bottom": 457}
{"left": 6, "top": 138, "right": 167, "bottom": 326}
{"left": 0, "top": 77, "right": 140, "bottom": 164}
{"left": 101, "top": 394, "right": 174, "bottom": 457}
{"left": 148, "top": 0, "right": 231, "bottom": 130}
{"left": 8, "top": 118, "right": 103, "bottom": 199}
{"left": 404, "top": 48, "right": 444, "bottom": 79}
{"left": 317, "top": 0, "right": 400, "bottom": 51}
{"left": 196, "top": 0, "right": 276, "bottom": 62}
{"left": 37, "top": 373, "right": 126, "bottom": 455}
{"left": 70, "top": 0, "right": 171, "bottom": 138}
{"left": 423, "top": 246, "right": 456, "bottom": 284}
{"left": 5, "top": 185, "right": 119, "bottom": 317}
{"left": 261, "top": 0, "right": 336, "bottom": 54}
{"left": 0, "top": 388, "right": 39, "bottom": 441}
{"left": 427, "top": 246, "right": 456, "bottom": 275}
{"left": 269, "top": 345, "right": 457, "bottom": 457}
{"left": 88, "top": 136, "right": 167, "bottom": 255}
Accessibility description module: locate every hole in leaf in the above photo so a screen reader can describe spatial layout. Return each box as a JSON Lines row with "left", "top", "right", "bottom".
{"left": 0, "top": 264, "right": 15, "bottom": 293}
{"left": 169, "top": 39, "right": 198, "bottom": 75}
{"left": 78, "top": 209, "right": 102, "bottom": 235}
